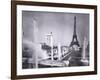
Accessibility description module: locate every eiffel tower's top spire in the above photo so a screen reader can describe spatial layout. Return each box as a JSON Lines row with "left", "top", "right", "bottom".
{"left": 74, "top": 16, "right": 76, "bottom": 35}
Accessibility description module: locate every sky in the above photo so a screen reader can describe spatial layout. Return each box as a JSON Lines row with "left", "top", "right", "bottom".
{"left": 22, "top": 11, "right": 89, "bottom": 46}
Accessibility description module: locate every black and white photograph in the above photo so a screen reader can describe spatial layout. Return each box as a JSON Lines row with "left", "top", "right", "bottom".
{"left": 22, "top": 11, "right": 90, "bottom": 69}
{"left": 11, "top": 1, "right": 97, "bottom": 79}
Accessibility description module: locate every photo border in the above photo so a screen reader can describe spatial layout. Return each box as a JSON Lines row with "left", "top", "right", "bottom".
{"left": 11, "top": 1, "right": 97, "bottom": 80}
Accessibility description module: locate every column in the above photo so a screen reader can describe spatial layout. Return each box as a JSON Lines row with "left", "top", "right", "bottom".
{"left": 58, "top": 43, "right": 61, "bottom": 60}
{"left": 82, "top": 37, "right": 86, "bottom": 60}
{"left": 50, "top": 32, "right": 54, "bottom": 61}
{"left": 33, "top": 19, "right": 38, "bottom": 68}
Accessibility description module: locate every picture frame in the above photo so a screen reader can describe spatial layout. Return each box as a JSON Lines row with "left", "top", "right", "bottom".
{"left": 11, "top": 1, "right": 97, "bottom": 80}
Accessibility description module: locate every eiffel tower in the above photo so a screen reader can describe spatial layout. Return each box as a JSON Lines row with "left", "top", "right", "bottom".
{"left": 70, "top": 16, "right": 80, "bottom": 47}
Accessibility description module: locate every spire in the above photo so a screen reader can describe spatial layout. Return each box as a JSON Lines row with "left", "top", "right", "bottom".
{"left": 74, "top": 16, "right": 76, "bottom": 35}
